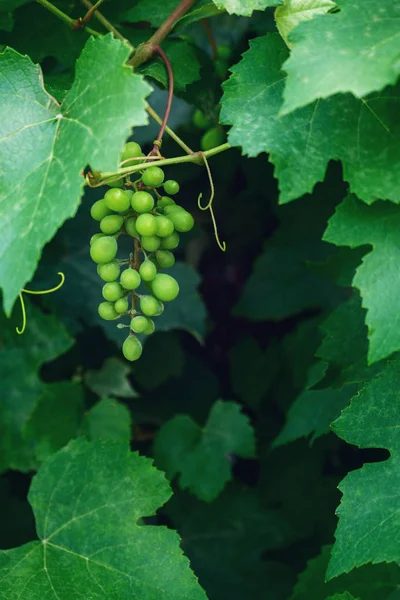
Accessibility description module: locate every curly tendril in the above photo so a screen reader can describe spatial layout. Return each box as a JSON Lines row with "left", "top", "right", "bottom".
{"left": 16, "top": 272, "right": 66, "bottom": 335}
{"left": 197, "top": 151, "right": 226, "bottom": 252}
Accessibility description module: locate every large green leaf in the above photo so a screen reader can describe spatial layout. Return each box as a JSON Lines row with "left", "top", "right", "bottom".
{"left": 221, "top": 34, "right": 400, "bottom": 204}
{"left": 324, "top": 195, "right": 400, "bottom": 363}
{"left": 281, "top": 0, "right": 400, "bottom": 115}
{"left": 0, "top": 35, "right": 151, "bottom": 314}
{"left": 326, "top": 594, "right": 358, "bottom": 600}
{"left": 275, "top": 0, "right": 336, "bottom": 48}
{"left": 81, "top": 398, "right": 132, "bottom": 442}
{"left": 328, "top": 360, "right": 400, "bottom": 579}
{"left": 0, "top": 439, "right": 207, "bottom": 599}
{"left": 84, "top": 358, "right": 138, "bottom": 399}
{"left": 154, "top": 400, "right": 256, "bottom": 501}
{"left": 211, "top": 0, "right": 281, "bottom": 15}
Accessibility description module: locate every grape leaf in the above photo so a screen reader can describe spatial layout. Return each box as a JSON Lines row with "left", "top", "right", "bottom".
{"left": 175, "top": 3, "right": 224, "bottom": 30}
{"left": 211, "top": 0, "right": 281, "bottom": 16}
{"left": 291, "top": 545, "right": 400, "bottom": 600}
{"left": 281, "top": 0, "right": 400, "bottom": 115}
{"left": 323, "top": 195, "right": 400, "bottom": 363}
{"left": 328, "top": 360, "right": 400, "bottom": 579}
{"left": 0, "top": 10, "right": 12, "bottom": 30}
{"left": 81, "top": 398, "right": 132, "bottom": 442}
{"left": 0, "top": 303, "right": 73, "bottom": 473}
{"left": 275, "top": 0, "right": 336, "bottom": 48}
{"left": 131, "top": 332, "right": 185, "bottom": 391}
{"left": 139, "top": 39, "right": 201, "bottom": 92}
{"left": 0, "top": 35, "right": 151, "bottom": 314}
{"left": 0, "top": 439, "right": 207, "bottom": 599}
{"left": 85, "top": 357, "right": 138, "bottom": 398}
{"left": 326, "top": 594, "right": 358, "bottom": 600}
{"left": 154, "top": 400, "right": 256, "bottom": 501}
{"left": 121, "top": 0, "right": 211, "bottom": 26}
{"left": 221, "top": 33, "right": 400, "bottom": 204}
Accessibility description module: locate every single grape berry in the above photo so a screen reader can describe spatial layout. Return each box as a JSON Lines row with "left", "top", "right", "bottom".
{"left": 192, "top": 109, "right": 212, "bottom": 130}
{"left": 139, "top": 260, "right": 157, "bottom": 282}
{"left": 100, "top": 214, "right": 124, "bottom": 234}
{"left": 131, "top": 191, "right": 154, "bottom": 213}
{"left": 90, "top": 236, "right": 118, "bottom": 264}
{"left": 157, "top": 196, "right": 175, "bottom": 208}
{"left": 217, "top": 44, "right": 231, "bottom": 60}
{"left": 107, "top": 178, "right": 124, "bottom": 188}
{"left": 91, "top": 199, "right": 112, "bottom": 221}
{"left": 102, "top": 282, "right": 123, "bottom": 302}
{"left": 115, "top": 297, "right": 129, "bottom": 314}
{"left": 90, "top": 233, "right": 105, "bottom": 244}
{"left": 141, "top": 235, "right": 161, "bottom": 252}
{"left": 121, "top": 141, "right": 143, "bottom": 165}
{"left": 151, "top": 273, "right": 179, "bottom": 302}
{"left": 163, "top": 205, "right": 182, "bottom": 215}
{"left": 130, "top": 315, "right": 149, "bottom": 333}
{"left": 120, "top": 268, "right": 141, "bottom": 290}
{"left": 142, "top": 166, "right": 165, "bottom": 188}
{"left": 143, "top": 319, "right": 155, "bottom": 335}
{"left": 98, "top": 301, "right": 118, "bottom": 320}
{"left": 125, "top": 217, "right": 139, "bottom": 238}
{"left": 97, "top": 261, "right": 120, "bottom": 282}
{"left": 136, "top": 213, "right": 157, "bottom": 236}
{"left": 163, "top": 180, "right": 180, "bottom": 195}
{"left": 155, "top": 250, "right": 175, "bottom": 269}
{"left": 200, "top": 127, "right": 226, "bottom": 151}
{"left": 169, "top": 209, "right": 194, "bottom": 232}
{"left": 122, "top": 335, "right": 143, "bottom": 361}
{"left": 160, "top": 232, "right": 180, "bottom": 250}
{"left": 155, "top": 215, "right": 174, "bottom": 238}
{"left": 140, "top": 295, "right": 164, "bottom": 316}
{"left": 104, "top": 188, "right": 131, "bottom": 212}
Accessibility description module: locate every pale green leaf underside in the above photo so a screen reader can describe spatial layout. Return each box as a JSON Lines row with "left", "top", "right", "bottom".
{"left": 0, "top": 35, "right": 151, "bottom": 313}
{"left": 281, "top": 0, "right": 400, "bottom": 115}
{"left": 221, "top": 34, "right": 400, "bottom": 204}
{"left": 275, "top": 0, "right": 336, "bottom": 48}
{"left": 212, "top": 0, "right": 281, "bottom": 15}
{"left": 0, "top": 439, "right": 207, "bottom": 599}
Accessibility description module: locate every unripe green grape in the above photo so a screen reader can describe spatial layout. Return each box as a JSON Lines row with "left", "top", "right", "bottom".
{"left": 157, "top": 196, "right": 175, "bottom": 208}
{"left": 98, "top": 301, "right": 118, "bottom": 320}
{"left": 163, "top": 180, "right": 180, "bottom": 195}
{"left": 104, "top": 188, "right": 130, "bottom": 212}
{"left": 90, "top": 236, "right": 118, "bottom": 264}
{"left": 120, "top": 268, "right": 141, "bottom": 290}
{"left": 125, "top": 216, "right": 139, "bottom": 238}
{"left": 155, "top": 215, "right": 174, "bottom": 237}
{"left": 142, "top": 166, "right": 165, "bottom": 187}
{"left": 169, "top": 209, "right": 194, "bottom": 232}
{"left": 143, "top": 318, "right": 155, "bottom": 335}
{"left": 163, "top": 205, "right": 182, "bottom": 215}
{"left": 97, "top": 261, "right": 120, "bottom": 282}
{"left": 140, "top": 295, "right": 164, "bottom": 316}
{"left": 100, "top": 214, "right": 124, "bottom": 234}
{"left": 151, "top": 273, "right": 179, "bottom": 302}
{"left": 160, "top": 232, "right": 180, "bottom": 250}
{"left": 131, "top": 191, "right": 154, "bottom": 213}
{"left": 136, "top": 213, "right": 157, "bottom": 236}
{"left": 139, "top": 260, "right": 157, "bottom": 282}
{"left": 155, "top": 250, "right": 175, "bottom": 269}
{"left": 217, "top": 44, "right": 231, "bottom": 60}
{"left": 130, "top": 315, "right": 149, "bottom": 333}
{"left": 91, "top": 199, "right": 112, "bottom": 221}
{"left": 121, "top": 141, "right": 143, "bottom": 165}
{"left": 90, "top": 233, "right": 105, "bottom": 244}
{"left": 141, "top": 235, "right": 161, "bottom": 252}
{"left": 124, "top": 189, "right": 134, "bottom": 200}
{"left": 122, "top": 335, "right": 142, "bottom": 361}
{"left": 102, "top": 282, "right": 123, "bottom": 302}
{"left": 192, "top": 108, "right": 212, "bottom": 130}
{"left": 200, "top": 127, "right": 226, "bottom": 151}
{"left": 115, "top": 297, "right": 129, "bottom": 314}
{"left": 107, "top": 178, "right": 124, "bottom": 188}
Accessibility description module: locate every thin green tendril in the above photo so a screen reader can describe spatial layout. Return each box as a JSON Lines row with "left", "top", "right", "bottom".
{"left": 16, "top": 272, "right": 66, "bottom": 335}
{"left": 197, "top": 152, "right": 226, "bottom": 252}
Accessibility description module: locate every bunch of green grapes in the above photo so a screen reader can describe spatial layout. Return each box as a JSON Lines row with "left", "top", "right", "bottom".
{"left": 89, "top": 141, "right": 194, "bottom": 362}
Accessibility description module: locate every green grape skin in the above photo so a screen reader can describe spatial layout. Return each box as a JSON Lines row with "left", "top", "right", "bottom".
{"left": 136, "top": 213, "right": 157, "bottom": 236}
{"left": 142, "top": 166, "right": 165, "bottom": 187}
{"left": 151, "top": 273, "right": 179, "bottom": 302}
{"left": 104, "top": 188, "right": 131, "bottom": 212}
{"left": 90, "top": 236, "right": 118, "bottom": 264}
{"left": 120, "top": 268, "right": 141, "bottom": 290}
{"left": 100, "top": 214, "right": 124, "bottom": 234}
{"left": 160, "top": 232, "right": 180, "bottom": 250}
{"left": 121, "top": 141, "right": 143, "bottom": 165}
{"left": 192, "top": 109, "right": 212, "bottom": 130}
{"left": 107, "top": 178, "right": 124, "bottom": 188}
{"left": 140, "top": 295, "right": 164, "bottom": 316}
{"left": 157, "top": 196, "right": 175, "bottom": 209}
{"left": 130, "top": 315, "right": 149, "bottom": 333}
{"left": 143, "top": 318, "right": 155, "bottom": 335}
{"left": 155, "top": 250, "right": 175, "bottom": 269}
{"left": 91, "top": 199, "right": 112, "bottom": 221}
{"left": 102, "top": 282, "right": 123, "bottom": 302}
{"left": 155, "top": 215, "right": 174, "bottom": 237}
{"left": 139, "top": 260, "right": 157, "bottom": 282}
{"left": 169, "top": 209, "right": 194, "bottom": 232}
{"left": 131, "top": 191, "right": 154, "bottom": 213}
{"left": 217, "top": 44, "right": 231, "bottom": 60}
{"left": 141, "top": 235, "right": 161, "bottom": 252}
{"left": 200, "top": 127, "right": 226, "bottom": 151}
{"left": 98, "top": 301, "right": 118, "bottom": 320}
{"left": 122, "top": 335, "right": 143, "bottom": 362}
{"left": 125, "top": 216, "right": 139, "bottom": 238}
{"left": 163, "top": 180, "right": 180, "bottom": 195}
{"left": 97, "top": 261, "right": 120, "bottom": 282}
{"left": 114, "top": 297, "right": 129, "bottom": 314}
{"left": 163, "top": 205, "right": 182, "bottom": 215}
{"left": 124, "top": 189, "right": 134, "bottom": 200}
{"left": 90, "top": 233, "right": 105, "bottom": 245}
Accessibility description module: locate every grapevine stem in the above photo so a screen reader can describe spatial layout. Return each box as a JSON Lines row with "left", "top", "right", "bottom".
{"left": 150, "top": 45, "right": 174, "bottom": 155}
{"left": 80, "top": 0, "right": 130, "bottom": 44}
{"left": 146, "top": 104, "right": 194, "bottom": 155}
{"left": 35, "top": 0, "right": 101, "bottom": 36}
{"left": 201, "top": 19, "right": 218, "bottom": 60}
{"left": 82, "top": 0, "right": 104, "bottom": 24}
